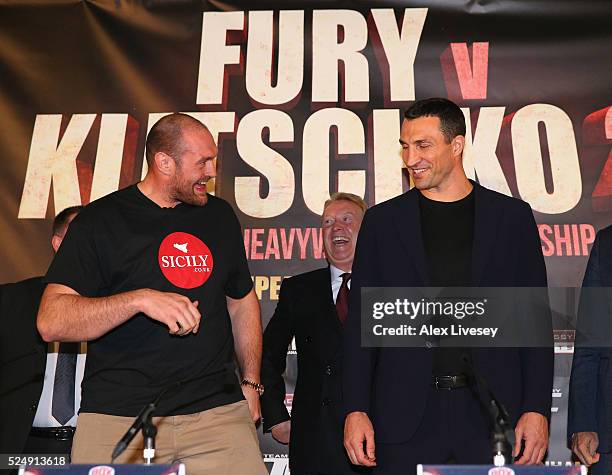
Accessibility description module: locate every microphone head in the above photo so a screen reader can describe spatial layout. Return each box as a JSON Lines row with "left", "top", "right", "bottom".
{"left": 111, "top": 441, "right": 127, "bottom": 462}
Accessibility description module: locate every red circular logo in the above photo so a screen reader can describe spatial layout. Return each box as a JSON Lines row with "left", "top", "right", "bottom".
{"left": 158, "top": 232, "right": 214, "bottom": 289}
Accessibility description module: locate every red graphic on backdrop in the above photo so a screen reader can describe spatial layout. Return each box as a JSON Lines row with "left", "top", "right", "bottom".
{"left": 158, "top": 232, "right": 214, "bottom": 289}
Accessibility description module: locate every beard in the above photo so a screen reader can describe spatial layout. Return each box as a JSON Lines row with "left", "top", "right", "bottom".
{"left": 169, "top": 173, "right": 210, "bottom": 207}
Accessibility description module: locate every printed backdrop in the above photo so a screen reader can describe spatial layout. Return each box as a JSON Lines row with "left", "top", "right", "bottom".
{"left": 1, "top": 0, "right": 611, "bottom": 471}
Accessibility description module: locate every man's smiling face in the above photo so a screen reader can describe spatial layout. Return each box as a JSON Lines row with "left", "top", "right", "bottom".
{"left": 322, "top": 200, "right": 364, "bottom": 272}
{"left": 400, "top": 116, "right": 463, "bottom": 194}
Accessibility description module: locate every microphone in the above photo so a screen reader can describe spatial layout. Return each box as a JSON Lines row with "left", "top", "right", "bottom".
{"left": 461, "top": 354, "right": 515, "bottom": 466}
{"left": 111, "top": 401, "right": 156, "bottom": 462}
{"left": 111, "top": 363, "right": 237, "bottom": 462}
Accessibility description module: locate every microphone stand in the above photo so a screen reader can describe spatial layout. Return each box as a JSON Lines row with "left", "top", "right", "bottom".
{"left": 110, "top": 399, "right": 160, "bottom": 464}
{"left": 462, "top": 356, "right": 515, "bottom": 466}
{"left": 142, "top": 412, "right": 157, "bottom": 465}
{"left": 488, "top": 392, "right": 515, "bottom": 466}
{"left": 111, "top": 363, "right": 236, "bottom": 464}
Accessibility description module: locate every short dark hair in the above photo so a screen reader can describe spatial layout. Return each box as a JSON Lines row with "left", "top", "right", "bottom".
{"left": 145, "top": 113, "right": 209, "bottom": 165}
{"left": 404, "top": 98, "right": 466, "bottom": 143}
{"left": 53, "top": 205, "right": 83, "bottom": 237}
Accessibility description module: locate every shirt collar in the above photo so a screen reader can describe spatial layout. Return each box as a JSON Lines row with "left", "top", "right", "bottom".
{"left": 330, "top": 264, "right": 350, "bottom": 282}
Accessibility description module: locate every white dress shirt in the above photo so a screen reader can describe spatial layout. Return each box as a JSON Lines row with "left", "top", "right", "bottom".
{"left": 330, "top": 264, "right": 351, "bottom": 304}
{"left": 32, "top": 342, "right": 86, "bottom": 428}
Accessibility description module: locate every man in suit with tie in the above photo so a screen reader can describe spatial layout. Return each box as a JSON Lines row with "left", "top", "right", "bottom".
{"left": 0, "top": 205, "right": 83, "bottom": 459}
{"left": 568, "top": 225, "right": 612, "bottom": 474}
{"left": 342, "top": 98, "right": 553, "bottom": 473}
{"left": 261, "top": 192, "right": 368, "bottom": 475}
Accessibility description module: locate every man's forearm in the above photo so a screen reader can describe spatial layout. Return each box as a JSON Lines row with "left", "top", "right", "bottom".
{"left": 228, "top": 290, "right": 262, "bottom": 381}
{"left": 37, "top": 286, "right": 144, "bottom": 342}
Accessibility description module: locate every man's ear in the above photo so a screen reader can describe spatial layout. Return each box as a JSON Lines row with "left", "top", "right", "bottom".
{"left": 154, "top": 152, "right": 175, "bottom": 176}
{"left": 51, "top": 234, "right": 62, "bottom": 253}
{"left": 452, "top": 135, "right": 465, "bottom": 158}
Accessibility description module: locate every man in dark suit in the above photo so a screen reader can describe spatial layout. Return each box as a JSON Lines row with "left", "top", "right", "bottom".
{"left": 342, "top": 98, "right": 553, "bottom": 473}
{"left": 0, "top": 206, "right": 82, "bottom": 460}
{"left": 568, "top": 225, "right": 612, "bottom": 474}
{"left": 261, "top": 192, "right": 368, "bottom": 475}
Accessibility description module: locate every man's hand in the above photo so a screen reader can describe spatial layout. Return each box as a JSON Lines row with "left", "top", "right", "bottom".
{"left": 138, "top": 289, "right": 201, "bottom": 335}
{"left": 344, "top": 411, "right": 377, "bottom": 467}
{"left": 271, "top": 420, "right": 291, "bottom": 444}
{"left": 571, "top": 432, "right": 600, "bottom": 466}
{"left": 241, "top": 384, "right": 262, "bottom": 423}
{"left": 514, "top": 412, "right": 549, "bottom": 464}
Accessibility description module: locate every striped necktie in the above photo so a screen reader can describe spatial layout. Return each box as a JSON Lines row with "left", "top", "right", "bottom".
{"left": 52, "top": 342, "right": 78, "bottom": 426}
{"left": 335, "top": 273, "right": 351, "bottom": 325}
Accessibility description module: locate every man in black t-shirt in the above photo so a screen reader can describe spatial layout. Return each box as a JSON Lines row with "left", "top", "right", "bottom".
{"left": 37, "top": 113, "right": 267, "bottom": 474}
{"left": 342, "top": 98, "right": 553, "bottom": 473}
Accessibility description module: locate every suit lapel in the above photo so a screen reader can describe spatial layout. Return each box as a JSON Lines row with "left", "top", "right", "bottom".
{"left": 471, "top": 182, "right": 502, "bottom": 285}
{"left": 392, "top": 189, "right": 429, "bottom": 285}
{"left": 392, "top": 182, "right": 502, "bottom": 286}
{"left": 315, "top": 266, "right": 342, "bottom": 335}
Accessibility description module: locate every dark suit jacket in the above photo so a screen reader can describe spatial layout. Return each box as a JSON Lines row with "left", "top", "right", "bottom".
{"left": 568, "top": 225, "right": 612, "bottom": 451}
{"left": 0, "top": 276, "right": 47, "bottom": 453}
{"left": 342, "top": 182, "right": 554, "bottom": 444}
{"left": 261, "top": 267, "right": 365, "bottom": 474}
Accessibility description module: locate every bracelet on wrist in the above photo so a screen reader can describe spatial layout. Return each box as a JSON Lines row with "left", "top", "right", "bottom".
{"left": 241, "top": 378, "right": 265, "bottom": 396}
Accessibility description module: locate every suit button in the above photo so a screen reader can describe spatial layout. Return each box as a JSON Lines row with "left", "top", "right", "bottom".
{"left": 305, "top": 336, "right": 312, "bottom": 343}
{"left": 325, "top": 365, "right": 332, "bottom": 375}
{"left": 30, "top": 403, "right": 38, "bottom": 412}
{"left": 321, "top": 398, "right": 331, "bottom": 407}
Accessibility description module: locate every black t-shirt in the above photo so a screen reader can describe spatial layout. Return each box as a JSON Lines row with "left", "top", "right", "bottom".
{"left": 45, "top": 185, "right": 252, "bottom": 416}
{"left": 419, "top": 190, "right": 474, "bottom": 376}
